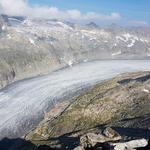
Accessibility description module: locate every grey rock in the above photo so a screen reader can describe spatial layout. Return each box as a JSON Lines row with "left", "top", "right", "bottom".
{"left": 73, "top": 146, "right": 84, "bottom": 150}
{"left": 112, "top": 138, "right": 148, "bottom": 150}
{"left": 80, "top": 129, "right": 121, "bottom": 148}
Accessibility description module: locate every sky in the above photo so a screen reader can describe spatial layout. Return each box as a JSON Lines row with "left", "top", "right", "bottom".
{"left": 0, "top": 0, "right": 150, "bottom": 26}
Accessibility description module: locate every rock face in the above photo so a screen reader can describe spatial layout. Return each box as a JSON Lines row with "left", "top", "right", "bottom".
{"left": 74, "top": 128, "right": 148, "bottom": 150}
{"left": 80, "top": 127, "right": 121, "bottom": 148}
{"left": 0, "top": 15, "right": 62, "bottom": 89}
{"left": 25, "top": 72, "right": 150, "bottom": 150}
{"left": 113, "top": 139, "right": 148, "bottom": 150}
{"left": 1, "top": 14, "right": 150, "bottom": 88}
{"left": 103, "top": 127, "right": 121, "bottom": 139}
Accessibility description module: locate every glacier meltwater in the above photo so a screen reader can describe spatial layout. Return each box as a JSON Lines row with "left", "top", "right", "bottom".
{"left": 0, "top": 60, "right": 150, "bottom": 139}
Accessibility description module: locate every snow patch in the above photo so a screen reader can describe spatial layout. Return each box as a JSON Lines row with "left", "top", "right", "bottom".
{"left": 116, "top": 36, "right": 127, "bottom": 42}
{"left": 57, "top": 21, "right": 72, "bottom": 30}
{"left": 81, "top": 29, "right": 110, "bottom": 38}
{"left": 2, "top": 25, "right": 6, "bottom": 31}
{"left": 127, "top": 39, "right": 135, "bottom": 48}
{"left": 116, "top": 34, "right": 139, "bottom": 43}
{"left": 123, "top": 33, "right": 133, "bottom": 40}
{"left": 7, "top": 34, "right": 12, "bottom": 39}
{"left": 112, "top": 51, "right": 122, "bottom": 56}
{"left": 81, "top": 30, "right": 96, "bottom": 35}
{"left": 113, "top": 43, "right": 117, "bottom": 47}
{"left": 68, "top": 60, "right": 73, "bottom": 66}
{"left": 140, "top": 38, "right": 148, "bottom": 43}
{"left": 142, "top": 89, "right": 149, "bottom": 93}
{"left": 90, "top": 37, "right": 97, "bottom": 41}
{"left": 82, "top": 35, "right": 85, "bottom": 39}
{"left": 29, "top": 38, "right": 35, "bottom": 45}
{"left": 83, "top": 59, "right": 88, "bottom": 62}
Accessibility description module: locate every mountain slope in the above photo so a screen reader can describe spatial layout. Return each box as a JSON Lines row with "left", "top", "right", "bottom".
{"left": 0, "top": 15, "right": 150, "bottom": 88}
{"left": 26, "top": 72, "right": 150, "bottom": 144}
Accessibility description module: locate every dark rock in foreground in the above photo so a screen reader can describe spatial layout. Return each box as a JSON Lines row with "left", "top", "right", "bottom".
{"left": 74, "top": 127, "right": 148, "bottom": 150}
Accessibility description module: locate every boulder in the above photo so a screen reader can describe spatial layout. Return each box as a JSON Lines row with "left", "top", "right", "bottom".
{"left": 80, "top": 128, "right": 121, "bottom": 148}
{"left": 103, "top": 127, "right": 121, "bottom": 139}
{"left": 80, "top": 133, "right": 106, "bottom": 148}
{"left": 113, "top": 138, "right": 148, "bottom": 150}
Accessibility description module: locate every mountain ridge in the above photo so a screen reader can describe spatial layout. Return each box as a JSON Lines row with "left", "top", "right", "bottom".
{"left": 0, "top": 14, "right": 150, "bottom": 89}
{"left": 25, "top": 71, "right": 150, "bottom": 150}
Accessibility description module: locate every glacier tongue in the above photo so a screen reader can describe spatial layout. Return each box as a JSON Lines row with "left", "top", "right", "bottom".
{"left": 0, "top": 60, "right": 150, "bottom": 139}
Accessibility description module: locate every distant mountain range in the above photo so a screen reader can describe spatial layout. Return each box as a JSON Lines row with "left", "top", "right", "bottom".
{"left": 0, "top": 14, "right": 150, "bottom": 88}
{"left": 1, "top": 14, "right": 150, "bottom": 60}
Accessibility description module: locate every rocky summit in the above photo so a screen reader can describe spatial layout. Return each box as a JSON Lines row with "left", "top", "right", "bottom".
{"left": 1, "top": 14, "right": 150, "bottom": 89}
{"left": 20, "top": 71, "right": 150, "bottom": 150}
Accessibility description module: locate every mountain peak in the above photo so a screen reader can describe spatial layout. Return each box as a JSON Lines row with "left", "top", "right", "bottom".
{"left": 86, "top": 22, "right": 99, "bottom": 28}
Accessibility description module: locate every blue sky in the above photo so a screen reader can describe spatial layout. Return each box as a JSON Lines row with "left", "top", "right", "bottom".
{"left": 0, "top": 0, "right": 150, "bottom": 26}
{"left": 28, "top": 0, "right": 150, "bottom": 26}
{"left": 29, "top": 0, "right": 150, "bottom": 20}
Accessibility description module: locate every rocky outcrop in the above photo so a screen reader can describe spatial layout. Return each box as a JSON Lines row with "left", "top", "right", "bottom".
{"left": 25, "top": 72, "right": 150, "bottom": 149}
{"left": 80, "top": 127, "right": 121, "bottom": 148}
{"left": 2, "top": 127, "right": 149, "bottom": 150}
{"left": 103, "top": 127, "right": 121, "bottom": 139}
{"left": 112, "top": 139, "right": 148, "bottom": 150}
{"left": 73, "top": 127, "right": 148, "bottom": 150}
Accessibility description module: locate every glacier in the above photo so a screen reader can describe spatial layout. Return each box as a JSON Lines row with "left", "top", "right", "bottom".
{"left": 0, "top": 60, "right": 150, "bottom": 139}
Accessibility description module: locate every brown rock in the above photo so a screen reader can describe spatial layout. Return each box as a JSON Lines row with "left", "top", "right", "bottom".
{"left": 103, "top": 127, "right": 121, "bottom": 139}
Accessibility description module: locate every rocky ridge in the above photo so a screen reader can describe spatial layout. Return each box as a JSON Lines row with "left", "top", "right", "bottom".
{"left": 0, "top": 15, "right": 150, "bottom": 89}
{"left": 24, "top": 71, "right": 150, "bottom": 150}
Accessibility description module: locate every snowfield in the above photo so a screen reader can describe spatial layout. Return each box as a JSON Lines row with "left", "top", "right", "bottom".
{"left": 0, "top": 60, "right": 150, "bottom": 139}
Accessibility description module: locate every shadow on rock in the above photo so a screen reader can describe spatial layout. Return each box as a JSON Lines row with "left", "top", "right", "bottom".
{"left": 0, "top": 137, "right": 54, "bottom": 150}
{"left": 113, "top": 127, "right": 150, "bottom": 139}
{"left": 48, "top": 130, "right": 81, "bottom": 150}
